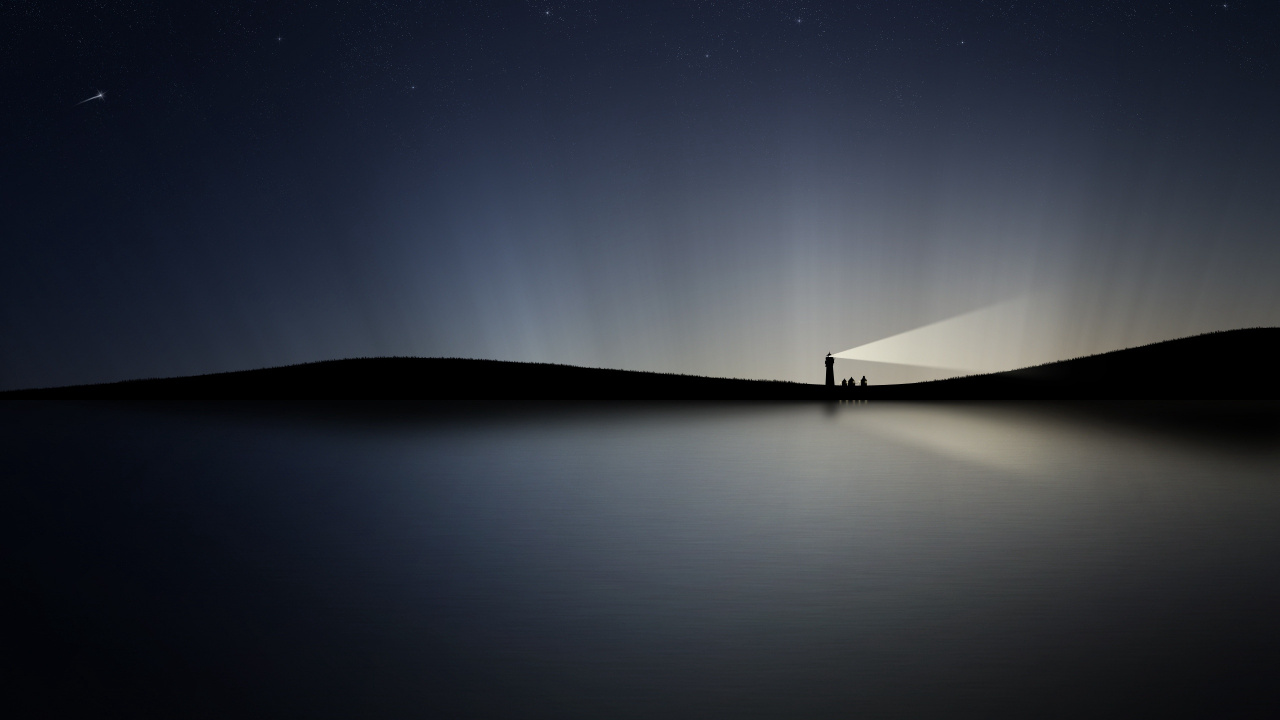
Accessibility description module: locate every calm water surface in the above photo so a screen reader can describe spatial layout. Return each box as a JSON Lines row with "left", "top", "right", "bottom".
{"left": 5, "top": 401, "right": 1280, "bottom": 718}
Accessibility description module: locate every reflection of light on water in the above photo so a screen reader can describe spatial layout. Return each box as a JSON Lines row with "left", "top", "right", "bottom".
{"left": 9, "top": 402, "right": 1280, "bottom": 717}
{"left": 846, "top": 404, "right": 1127, "bottom": 475}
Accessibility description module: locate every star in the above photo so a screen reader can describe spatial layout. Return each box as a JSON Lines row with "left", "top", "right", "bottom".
{"left": 276, "top": 36, "right": 282, "bottom": 42}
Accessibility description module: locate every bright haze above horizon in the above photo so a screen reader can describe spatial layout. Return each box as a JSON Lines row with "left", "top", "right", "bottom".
{"left": 4, "top": 2, "right": 1280, "bottom": 390}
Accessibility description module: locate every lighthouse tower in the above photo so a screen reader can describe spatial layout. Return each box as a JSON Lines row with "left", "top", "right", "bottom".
{"left": 825, "top": 353, "right": 835, "bottom": 388}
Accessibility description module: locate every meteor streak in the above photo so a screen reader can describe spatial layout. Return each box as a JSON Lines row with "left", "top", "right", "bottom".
{"left": 76, "top": 91, "right": 105, "bottom": 105}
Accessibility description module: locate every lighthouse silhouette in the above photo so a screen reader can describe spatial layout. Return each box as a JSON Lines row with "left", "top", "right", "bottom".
{"left": 825, "top": 353, "right": 835, "bottom": 388}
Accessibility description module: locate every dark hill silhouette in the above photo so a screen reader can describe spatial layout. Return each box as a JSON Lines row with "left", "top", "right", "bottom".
{"left": 3, "top": 328, "right": 1277, "bottom": 402}
{"left": 1, "top": 358, "right": 829, "bottom": 401}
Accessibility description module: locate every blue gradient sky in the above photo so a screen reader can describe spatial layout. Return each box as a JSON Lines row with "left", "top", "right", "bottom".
{"left": 4, "top": 2, "right": 1279, "bottom": 389}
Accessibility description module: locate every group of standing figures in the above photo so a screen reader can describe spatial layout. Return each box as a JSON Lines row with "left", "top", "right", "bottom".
{"left": 842, "top": 376, "right": 867, "bottom": 388}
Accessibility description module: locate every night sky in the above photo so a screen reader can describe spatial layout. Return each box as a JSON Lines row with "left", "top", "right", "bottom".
{"left": 4, "top": 1, "right": 1280, "bottom": 390}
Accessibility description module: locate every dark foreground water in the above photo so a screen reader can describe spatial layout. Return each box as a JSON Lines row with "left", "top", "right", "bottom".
{"left": 5, "top": 401, "right": 1280, "bottom": 719}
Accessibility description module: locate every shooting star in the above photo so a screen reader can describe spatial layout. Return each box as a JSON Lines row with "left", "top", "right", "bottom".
{"left": 76, "top": 91, "right": 105, "bottom": 105}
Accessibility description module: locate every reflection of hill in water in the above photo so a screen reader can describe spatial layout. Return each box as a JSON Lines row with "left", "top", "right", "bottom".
{"left": 6, "top": 328, "right": 1279, "bottom": 401}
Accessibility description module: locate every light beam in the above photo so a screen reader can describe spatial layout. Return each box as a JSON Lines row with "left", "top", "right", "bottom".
{"left": 834, "top": 298, "right": 1037, "bottom": 373}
